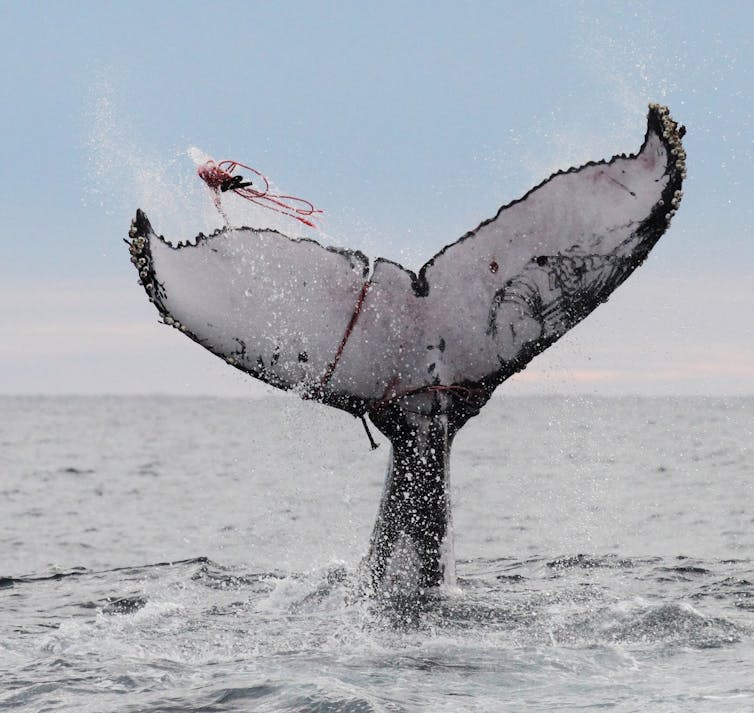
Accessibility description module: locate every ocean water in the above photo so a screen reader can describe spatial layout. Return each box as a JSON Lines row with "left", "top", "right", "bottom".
{"left": 1, "top": 394, "right": 753, "bottom": 712}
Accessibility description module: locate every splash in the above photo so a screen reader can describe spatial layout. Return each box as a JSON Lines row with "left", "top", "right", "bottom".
{"left": 85, "top": 79, "right": 326, "bottom": 244}
{"left": 523, "top": 3, "right": 686, "bottom": 185}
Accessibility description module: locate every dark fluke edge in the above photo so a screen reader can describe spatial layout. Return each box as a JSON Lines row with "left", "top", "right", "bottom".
{"left": 127, "top": 105, "right": 685, "bottom": 607}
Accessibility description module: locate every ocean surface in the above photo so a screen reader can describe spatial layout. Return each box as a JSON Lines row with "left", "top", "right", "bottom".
{"left": 1, "top": 394, "right": 753, "bottom": 712}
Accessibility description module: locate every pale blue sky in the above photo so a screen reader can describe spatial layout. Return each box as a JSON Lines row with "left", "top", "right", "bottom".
{"left": 1, "top": 0, "right": 752, "bottom": 395}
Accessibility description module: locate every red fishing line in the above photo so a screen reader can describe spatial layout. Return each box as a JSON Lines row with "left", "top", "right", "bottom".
{"left": 198, "top": 159, "right": 323, "bottom": 228}
{"left": 320, "top": 281, "right": 372, "bottom": 389}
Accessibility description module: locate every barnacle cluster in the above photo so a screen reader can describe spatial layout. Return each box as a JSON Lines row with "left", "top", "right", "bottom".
{"left": 649, "top": 103, "right": 686, "bottom": 225}
{"left": 127, "top": 216, "right": 188, "bottom": 333}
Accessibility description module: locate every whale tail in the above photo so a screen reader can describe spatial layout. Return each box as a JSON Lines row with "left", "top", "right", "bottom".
{"left": 127, "top": 105, "right": 685, "bottom": 597}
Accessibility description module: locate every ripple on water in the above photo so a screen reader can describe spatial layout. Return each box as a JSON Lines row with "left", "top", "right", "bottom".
{"left": 1, "top": 554, "right": 753, "bottom": 712}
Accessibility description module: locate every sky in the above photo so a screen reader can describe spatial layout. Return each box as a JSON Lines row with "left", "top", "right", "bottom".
{"left": 1, "top": 0, "right": 752, "bottom": 397}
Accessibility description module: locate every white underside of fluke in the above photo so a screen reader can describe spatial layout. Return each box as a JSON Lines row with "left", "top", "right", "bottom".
{"left": 129, "top": 105, "right": 685, "bottom": 414}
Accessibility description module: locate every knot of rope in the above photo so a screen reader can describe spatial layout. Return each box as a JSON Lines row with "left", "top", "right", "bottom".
{"left": 198, "top": 159, "right": 323, "bottom": 228}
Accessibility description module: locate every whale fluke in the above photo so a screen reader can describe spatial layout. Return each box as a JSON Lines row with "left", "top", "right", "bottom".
{"left": 127, "top": 105, "right": 685, "bottom": 602}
